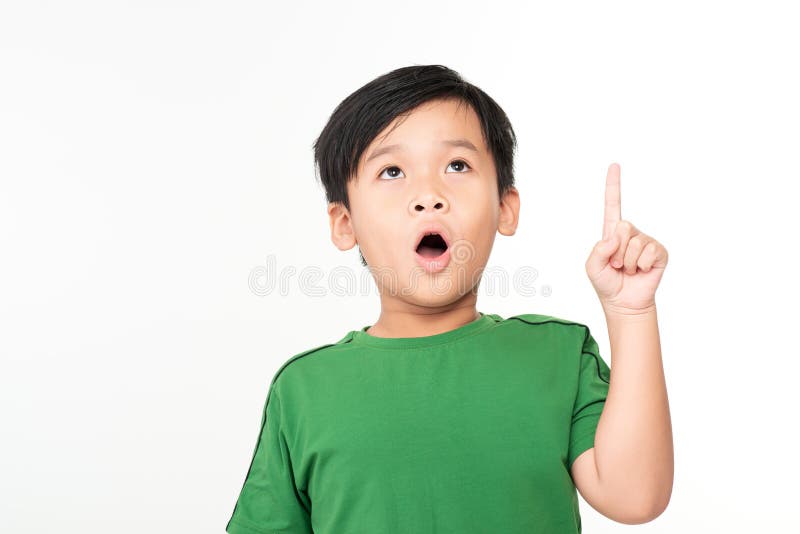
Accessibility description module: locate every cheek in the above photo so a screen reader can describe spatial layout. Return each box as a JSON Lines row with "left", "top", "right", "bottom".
{"left": 473, "top": 229, "right": 497, "bottom": 263}
{"left": 463, "top": 208, "right": 499, "bottom": 260}
{"left": 451, "top": 227, "right": 493, "bottom": 274}
{"left": 357, "top": 206, "right": 407, "bottom": 257}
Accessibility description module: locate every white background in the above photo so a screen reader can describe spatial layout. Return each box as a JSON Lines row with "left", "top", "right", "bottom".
{"left": 1, "top": 1, "right": 797, "bottom": 532}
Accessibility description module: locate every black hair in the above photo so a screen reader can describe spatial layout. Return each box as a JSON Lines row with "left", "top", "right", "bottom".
{"left": 312, "top": 64, "right": 518, "bottom": 267}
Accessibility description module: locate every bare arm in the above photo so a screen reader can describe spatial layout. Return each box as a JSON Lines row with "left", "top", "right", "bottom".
{"left": 571, "top": 304, "right": 673, "bottom": 523}
{"left": 577, "top": 162, "right": 673, "bottom": 523}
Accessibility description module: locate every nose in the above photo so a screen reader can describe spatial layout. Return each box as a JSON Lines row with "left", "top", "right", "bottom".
{"left": 409, "top": 194, "right": 450, "bottom": 214}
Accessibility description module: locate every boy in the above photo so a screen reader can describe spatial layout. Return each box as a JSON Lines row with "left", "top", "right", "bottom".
{"left": 226, "top": 65, "right": 672, "bottom": 533}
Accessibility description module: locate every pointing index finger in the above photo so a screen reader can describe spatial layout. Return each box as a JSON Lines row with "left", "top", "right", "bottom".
{"left": 603, "top": 163, "right": 621, "bottom": 241}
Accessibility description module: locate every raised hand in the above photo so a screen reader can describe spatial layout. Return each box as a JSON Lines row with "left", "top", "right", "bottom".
{"left": 585, "top": 163, "right": 669, "bottom": 314}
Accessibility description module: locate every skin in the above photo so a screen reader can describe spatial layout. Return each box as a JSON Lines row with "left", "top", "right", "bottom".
{"left": 327, "top": 97, "right": 520, "bottom": 338}
{"left": 328, "top": 101, "right": 673, "bottom": 523}
{"left": 572, "top": 163, "right": 673, "bottom": 523}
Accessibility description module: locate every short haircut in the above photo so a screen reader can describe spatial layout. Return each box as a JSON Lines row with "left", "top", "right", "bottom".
{"left": 312, "top": 64, "right": 518, "bottom": 267}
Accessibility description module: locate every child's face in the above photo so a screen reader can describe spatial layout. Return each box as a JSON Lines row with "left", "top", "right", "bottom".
{"left": 328, "top": 97, "right": 519, "bottom": 308}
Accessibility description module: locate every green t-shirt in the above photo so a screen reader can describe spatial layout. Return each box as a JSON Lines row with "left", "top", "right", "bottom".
{"left": 226, "top": 311, "right": 611, "bottom": 534}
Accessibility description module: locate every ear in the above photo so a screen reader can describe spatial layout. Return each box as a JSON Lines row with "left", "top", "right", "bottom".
{"left": 497, "top": 186, "right": 520, "bottom": 236}
{"left": 328, "top": 202, "right": 357, "bottom": 251}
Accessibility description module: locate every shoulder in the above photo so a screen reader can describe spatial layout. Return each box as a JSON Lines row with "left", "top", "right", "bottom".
{"left": 493, "top": 312, "right": 594, "bottom": 355}
{"left": 269, "top": 333, "right": 357, "bottom": 390}
{"left": 500, "top": 312, "right": 591, "bottom": 336}
{"left": 498, "top": 312, "right": 604, "bottom": 373}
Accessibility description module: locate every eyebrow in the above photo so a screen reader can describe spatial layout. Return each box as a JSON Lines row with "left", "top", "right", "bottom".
{"left": 365, "top": 138, "right": 479, "bottom": 164}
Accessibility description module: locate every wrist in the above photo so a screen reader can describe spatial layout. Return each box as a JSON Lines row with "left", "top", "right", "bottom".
{"left": 601, "top": 301, "right": 657, "bottom": 318}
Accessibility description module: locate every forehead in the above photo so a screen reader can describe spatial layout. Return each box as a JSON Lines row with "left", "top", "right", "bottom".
{"left": 363, "top": 98, "right": 487, "bottom": 160}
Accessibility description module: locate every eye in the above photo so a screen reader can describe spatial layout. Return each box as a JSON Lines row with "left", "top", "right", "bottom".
{"left": 377, "top": 165, "right": 405, "bottom": 180}
{"left": 377, "top": 159, "right": 472, "bottom": 181}
{"left": 447, "top": 159, "right": 472, "bottom": 173}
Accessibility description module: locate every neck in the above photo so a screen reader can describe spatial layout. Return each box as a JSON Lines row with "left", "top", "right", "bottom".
{"left": 365, "top": 294, "right": 480, "bottom": 339}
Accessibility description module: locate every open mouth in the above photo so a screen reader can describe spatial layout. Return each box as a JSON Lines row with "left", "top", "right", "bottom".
{"left": 415, "top": 232, "right": 449, "bottom": 258}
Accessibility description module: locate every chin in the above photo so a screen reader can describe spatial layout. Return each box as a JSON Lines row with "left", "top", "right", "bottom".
{"left": 398, "top": 270, "right": 476, "bottom": 302}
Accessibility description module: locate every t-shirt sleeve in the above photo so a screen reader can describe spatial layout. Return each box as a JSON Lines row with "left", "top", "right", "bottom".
{"left": 226, "top": 381, "right": 312, "bottom": 534}
{"left": 567, "top": 326, "right": 612, "bottom": 470}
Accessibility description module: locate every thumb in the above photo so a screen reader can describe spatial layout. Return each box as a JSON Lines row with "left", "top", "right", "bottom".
{"left": 586, "top": 233, "right": 619, "bottom": 275}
